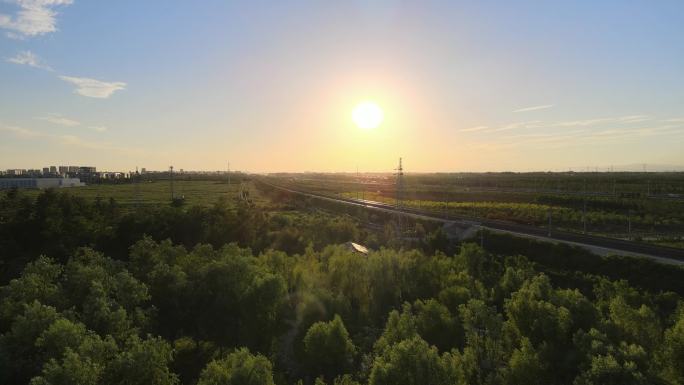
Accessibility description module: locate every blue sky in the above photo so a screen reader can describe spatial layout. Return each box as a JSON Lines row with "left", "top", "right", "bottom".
{"left": 1, "top": 0, "right": 683, "bottom": 172}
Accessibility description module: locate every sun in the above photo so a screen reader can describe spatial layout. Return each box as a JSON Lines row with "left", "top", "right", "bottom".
{"left": 352, "top": 101, "right": 384, "bottom": 129}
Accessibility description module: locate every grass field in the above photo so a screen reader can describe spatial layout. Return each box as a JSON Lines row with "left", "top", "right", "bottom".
{"left": 18, "top": 179, "right": 249, "bottom": 208}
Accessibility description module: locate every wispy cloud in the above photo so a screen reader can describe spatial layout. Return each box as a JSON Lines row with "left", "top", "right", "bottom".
{"left": 59, "top": 76, "right": 127, "bottom": 98}
{"left": 487, "top": 121, "right": 544, "bottom": 132}
{"left": 8, "top": 52, "right": 128, "bottom": 99}
{"left": 476, "top": 115, "right": 654, "bottom": 134}
{"left": 464, "top": 116, "right": 682, "bottom": 154}
{"left": 513, "top": 104, "right": 554, "bottom": 113}
{"left": 494, "top": 124, "right": 683, "bottom": 150}
{"left": 0, "top": 124, "right": 41, "bottom": 138}
{"left": 1, "top": 123, "right": 138, "bottom": 153}
{"left": 0, "top": 0, "right": 73, "bottom": 38}
{"left": 6, "top": 50, "right": 53, "bottom": 70}
{"left": 459, "top": 125, "right": 488, "bottom": 132}
{"left": 619, "top": 115, "right": 649, "bottom": 123}
{"left": 35, "top": 114, "right": 110, "bottom": 133}
{"left": 36, "top": 113, "right": 80, "bottom": 127}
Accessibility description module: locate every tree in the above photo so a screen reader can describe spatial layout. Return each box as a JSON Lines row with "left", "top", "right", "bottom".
{"left": 171, "top": 337, "right": 217, "bottom": 385}
{"left": 504, "top": 275, "right": 573, "bottom": 347}
{"left": 573, "top": 353, "right": 648, "bottom": 385}
{"left": 607, "top": 296, "right": 660, "bottom": 351}
{"left": 62, "top": 249, "right": 150, "bottom": 341}
{"left": 0, "top": 301, "right": 61, "bottom": 384}
{"left": 35, "top": 318, "right": 88, "bottom": 361}
{"left": 369, "top": 336, "right": 452, "bottom": 385}
{"left": 374, "top": 300, "right": 461, "bottom": 353}
{"left": 454, "top": 243, "right": 487, "bottom": 282}
{"left": 30, "top": 349, "right": 103, "bottom": 385}
{"left": 29, "top": 330, "right": 118, "bottom": 385}
{"left": 573, "top": 328, "right": 650, "bottom": 385}
{"left": 502, "top": 338, "right": 546, "bottom": 385}
{"left": 304, "top": 315, "right": 356, "bottom": 381}
{"left": 101, "top": 335, "right": 178, "bottom": 385}
{"left": 191, "top": 246, "right": 287, "bottom": 351}
{"left": 0, "top": 256, "right": 64, "bottom": 329}
{"left": 659, "top": 312, "right": 684, "bottom": 384}
{"left": 197, "top": 348, "right": 275, "bottom": 385}
{"left": 456, "top": 299, "right": 507, "bottom": 385}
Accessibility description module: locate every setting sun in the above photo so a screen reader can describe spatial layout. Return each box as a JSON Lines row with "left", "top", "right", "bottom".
{"left": 352, "top": 101, "right": 384, "bottom": 129}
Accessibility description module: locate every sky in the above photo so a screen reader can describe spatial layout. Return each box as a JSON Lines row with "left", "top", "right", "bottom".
{"left": 1, "top": 0, "right": 683, "bottom": 173}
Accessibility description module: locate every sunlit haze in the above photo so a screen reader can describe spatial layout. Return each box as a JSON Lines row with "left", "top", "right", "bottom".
{"left": 1, "top": 1, "right": 683, "bottom": 172}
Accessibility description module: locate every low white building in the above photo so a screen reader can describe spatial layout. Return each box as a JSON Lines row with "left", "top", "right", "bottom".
{"left": 0, "top": 178, "right": 85, "bottom": 189}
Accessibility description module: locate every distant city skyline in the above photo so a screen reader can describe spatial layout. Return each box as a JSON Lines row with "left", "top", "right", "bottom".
{"left": 1, "top": 1, "right": 683, "bottom": 172}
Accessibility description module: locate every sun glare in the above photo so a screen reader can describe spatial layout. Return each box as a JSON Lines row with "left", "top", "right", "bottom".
{"left": 352, "top": 101, "right": 384, "bottom": 129}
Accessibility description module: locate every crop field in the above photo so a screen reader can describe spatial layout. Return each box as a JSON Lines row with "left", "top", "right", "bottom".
{"left": 16, "top": 177, "right": 260, "bottom": 209}
{"left": 270, "top": 172, "right": 684, "bottom": 248}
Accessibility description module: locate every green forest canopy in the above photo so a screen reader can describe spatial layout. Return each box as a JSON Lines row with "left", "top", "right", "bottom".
{"left": 1, "top": 188, "right": 684, "bottom": 385}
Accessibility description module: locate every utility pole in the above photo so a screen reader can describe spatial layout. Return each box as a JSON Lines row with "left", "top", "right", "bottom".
{"left": 480, "top": 226, "right": 484, "bottom": 248}
{"left": 361, "top": 170, "right": 364, "bottom": 201}
{"left": 628, "top": 209, "right": 632, "bottom": 240}
{"left": 227, "top": 161, "right": 230, "bottom": 185}
{"left": 547, "top": 208, "right": 552, "bottom": 237}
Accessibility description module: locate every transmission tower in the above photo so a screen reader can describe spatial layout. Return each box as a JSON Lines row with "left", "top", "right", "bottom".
{"left": 395, "top": 157, "right": 404, "bottom": 209}
{"left": 134, "top": 167, "right": 142, "bottom": 209}
{"left": 169, "top": 166, "right": 174, "bottom": 200}
{"left": 394, "top": 157, "right": 405, "bottom": 239}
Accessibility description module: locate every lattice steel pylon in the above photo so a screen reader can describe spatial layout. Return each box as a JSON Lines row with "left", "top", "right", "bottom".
{"left": 395, "top": 157, "right": 404, "bottom": 208}
{"left": 133, "top": 167, "right": 142, "bottom": 209}
{"left": 169, "top": 166, "right": 175, "bottom": 200}
{"left": 394, "top": 157, "right": 405, "bottom": 238}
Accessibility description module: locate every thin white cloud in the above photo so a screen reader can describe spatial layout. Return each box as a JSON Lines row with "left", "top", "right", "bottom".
{"left": 36, "top": 113, "right": 80, "bottom": 126}
{"left": 487, "top": 121, "right": 544, "bottom": 132}
{"left": 1, "top": 123, "right": 139, "bottom": 153}
{"left": 59, "top": 76, "right": 127, "bottom": 98}
{"left": 513, "top": 104, "right": 554, "bottom": 113}
{"left": 554, "top": 118, "right": 614, "bottom": 127}
{"left": 494, "top": 124, "right": 683, "bottom": 150}
{"left": 6, "top": 50, "right": 52, "bottom": 70}
{"left": 459, "top": 125, "right": 488, "bottom": 132}
{"left": 90, "top": 125, "right": 107, "bottom": 132}
{"left": 0, "top": 124, "right": 41, "bottom": 138}
{"left": 7, "top": 52, "right": 127, "bottom": 100}
{"left": 0, "top": 0, "right": 73, "bottom": 38}
{"left": 476, "top": 115, "right": 656, "bottom": 134}
{"left": 663, "top": 118, "right": 684, "bottom": 123}
{"left": 58, "top": 134, "right": 106, "bottom": 149}
{"left": 619, "top": 115, "right": 649, "bottom": 122}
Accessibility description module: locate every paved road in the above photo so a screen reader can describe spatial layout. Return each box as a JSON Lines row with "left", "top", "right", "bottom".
{"left": 260, "top": 180, "right": 684, "bottom": 266}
